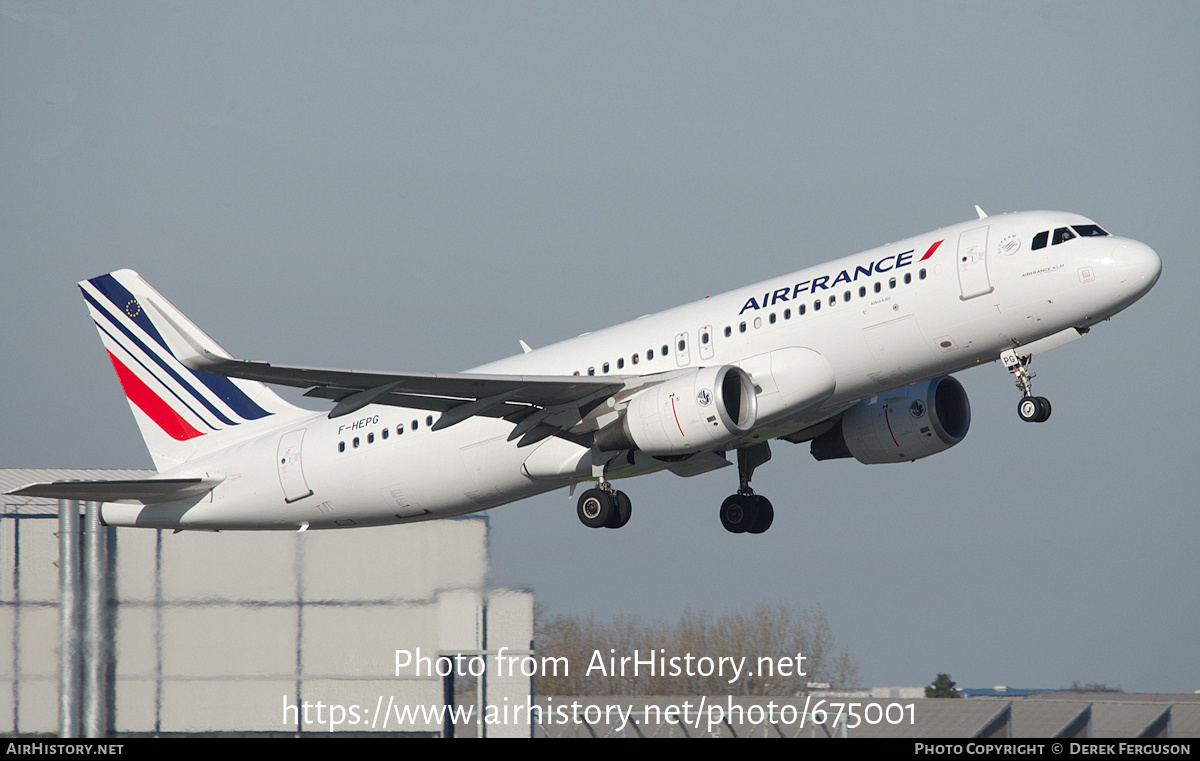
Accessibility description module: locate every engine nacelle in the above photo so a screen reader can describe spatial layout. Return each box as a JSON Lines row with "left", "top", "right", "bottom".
{"left": 595, "top": 365, "right": 757, "bottom": 455}
{"left": 810, "top": 376, "right": 971, "bottom": 464}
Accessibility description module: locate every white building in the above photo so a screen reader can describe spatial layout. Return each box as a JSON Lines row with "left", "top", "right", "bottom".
{"left": 1, "top": 468, "right": 534, "bottom": 737}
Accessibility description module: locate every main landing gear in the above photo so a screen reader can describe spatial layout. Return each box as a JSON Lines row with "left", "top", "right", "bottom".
{"left": 719, "top": 442, "right": 775, "bottom": 534}
{"left": 576, "top": 450, "right": 631, "bottom": 529}
{"left": 576, "top": 486, "right": 631, "bottom": 529}
{"left": 574, "top": 441, "right": 779, "bottom": 534}
{"left": 1001, "top": 348, "right": 1052, "bottom": 423}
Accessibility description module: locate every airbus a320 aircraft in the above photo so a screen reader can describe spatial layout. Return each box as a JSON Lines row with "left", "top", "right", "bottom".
{"left": 10, "top": 209, "right": 1160, "bottom": 535}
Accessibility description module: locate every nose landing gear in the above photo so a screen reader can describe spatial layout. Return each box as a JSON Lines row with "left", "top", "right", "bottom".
{"left": 1017, "top": 395, "right": 1052, "bottom": 423}
{"left": 1002, "top": 348, "right": 1052, "bottom": 423}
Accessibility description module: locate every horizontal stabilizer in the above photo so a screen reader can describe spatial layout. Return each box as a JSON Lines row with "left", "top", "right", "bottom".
{"left": 8, "top": 477, "right": 222, "bottom": 504}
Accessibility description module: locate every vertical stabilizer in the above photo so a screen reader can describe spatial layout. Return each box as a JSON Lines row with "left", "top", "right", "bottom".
{"left": 79, "top": 270, "right": 303, "bottom": 470}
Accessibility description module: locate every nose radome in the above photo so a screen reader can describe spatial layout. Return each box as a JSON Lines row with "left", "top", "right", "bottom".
{"left": 1112, "top": 240, "right": 1162, "bottom": 297}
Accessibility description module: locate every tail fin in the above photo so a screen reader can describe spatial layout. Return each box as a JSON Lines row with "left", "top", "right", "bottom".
{"left": 79, "top": 269, "right": 302, "bottom": 470}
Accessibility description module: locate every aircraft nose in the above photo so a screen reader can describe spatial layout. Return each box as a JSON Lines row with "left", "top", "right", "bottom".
{"left": 1111, "top": 239, "right": 1161, "bottom": 299}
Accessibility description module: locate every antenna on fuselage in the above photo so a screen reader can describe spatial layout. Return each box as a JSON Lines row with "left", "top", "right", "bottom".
{"left": 975, "top": 204, "right": 988, "bottom": 219}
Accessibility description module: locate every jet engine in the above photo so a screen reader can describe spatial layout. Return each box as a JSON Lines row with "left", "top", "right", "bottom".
{"left": 595, "top": 365, "right": 757, "bottom": 455}
{"left": 810, "top": 376, "right": 970, "bottom": 464}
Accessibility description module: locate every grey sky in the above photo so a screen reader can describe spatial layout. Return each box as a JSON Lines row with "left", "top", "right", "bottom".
{"left": 3, "top": 1, "right": 1197, "bottom": 693}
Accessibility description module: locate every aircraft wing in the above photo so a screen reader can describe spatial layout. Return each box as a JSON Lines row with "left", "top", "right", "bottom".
{"left": 179, "top": 355, "right": 670, "bottom": 446}
{"left": 8, "top": 477, "right": 222, "bottom": 504}
{"left": 197, "top": 358, "right": 622, "bottom": 407}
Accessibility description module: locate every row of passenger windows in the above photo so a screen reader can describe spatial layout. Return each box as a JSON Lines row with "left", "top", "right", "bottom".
{"left": 1031, "top": 224, "right": 1108, "bottom": 250}
{"left": 572, "top": 267, "right": 927, "bottom": 376}
{"left": 337, "top": 414, "right": 437, "bottom": 452}
{"left": 573, "top": 343, "right": 674, "bottom": 376}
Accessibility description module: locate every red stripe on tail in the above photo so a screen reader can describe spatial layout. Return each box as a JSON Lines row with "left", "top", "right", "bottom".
{"left": 107, "top": 351, "right": 204, "bottom": 441}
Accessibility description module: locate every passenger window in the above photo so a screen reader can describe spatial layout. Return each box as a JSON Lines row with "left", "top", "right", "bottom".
{"left": 769, "top": 313, "right": 776, "bottom": 324}
{"left": 739, "top": 322, "right": 746, "bottom": 333}
{"left": 338, "top": 442, "right": 345, "bottom": 453}
{"left": 588, "top": 367, "right": 595, "bottom": 376}
{"left": 603, "top": 362, "right": 610, "bottom": 374}
{"left": 919, "top": 268, "right": 927, "bottom": 280}
{"left": 784, "top": 308, "right": 791, "bottom": 319}
{"left": 1052, "top": 227, "right": 1076, "bottom": 245}
{"left": 353, "top": 437, "right": 360, "bottom": 448}
{"left": 632, "top": 354, "right": 639, "bottom": 365}
{"left": 411, "top": 420, "right": 418, "bottom": 431}
{"left": 843, "top": 290, "right": 851, "bottom": 302}
{"left": 662, "top": 344, "right": 669, "bottom": 356}
{"left": 368, "top": 432, "right": 374, "bottom": 444}
{"left": 724, "top": 326, "right": 732, "bottom": 338}
{"left": 647, "top": 349, "right": 654, "bottom": 360}
{"left": 382, "top": 428, "right": 389, "bottom": 440}
{"left": 904, "top": 273, "right": 911, "bottom": 284}
{"left": 859, "top": 286, "right": 866, "bottom": 298}
{"left": 396, "top": 425, "right": 403, "bottom": 435}
{"left": 798, "top": 304, "right": 806, "bottom": 315}
{"left": 426, "top": 415, "right": 434, "bottom": 426}
{"left": 874, "top": 282, "right": 881, "bottom": 293}
{"left": 813, "top": 300, "right": 821, "bottom": 311}
{"left": 1032, "top": 231, "right": 1049, "bottom": 250}
{"left": 617, "top": 358, "right": 624, "bottom": 369}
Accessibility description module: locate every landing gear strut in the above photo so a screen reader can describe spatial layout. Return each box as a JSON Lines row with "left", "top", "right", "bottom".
{"left": 1001, "top": 348, "right": 1052, "bottom": 423}
{"left": 720, "top": 442, "right": 775, "bottom": 534}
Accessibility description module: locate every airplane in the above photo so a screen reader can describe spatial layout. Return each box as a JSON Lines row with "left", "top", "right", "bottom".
{"left": 8, "top": 208, "right": 1160, "bottom": 535}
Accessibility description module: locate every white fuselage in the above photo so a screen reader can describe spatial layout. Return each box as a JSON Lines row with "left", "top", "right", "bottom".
{"left": 99, "top": 211, "right": 1160, "bottom": 530}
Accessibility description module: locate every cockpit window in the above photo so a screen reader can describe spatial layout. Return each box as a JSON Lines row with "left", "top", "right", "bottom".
{"left": 1072, "top": 224, "right": 1108, "bottom": 237}
{"left": 1051, "top": 227, "right": 1076, "bottom": 245}
{"left": 1032, "top": 231, "right": 1049, "bottom": 250}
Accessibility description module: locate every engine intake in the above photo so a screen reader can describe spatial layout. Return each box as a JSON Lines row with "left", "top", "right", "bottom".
{"left": 811, "top": 375, "right": 970, "bottom": 464}
{"left": 595, "top": 365, "right": 757, "bottom": 455}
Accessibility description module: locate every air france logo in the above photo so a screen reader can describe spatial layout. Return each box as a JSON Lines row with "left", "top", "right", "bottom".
{"left": 736, "top": 241, "right": 942, "bottom": 315}
{"left": 909, "top": 400, "right": 926, "bottom": 419}
{"left": 697, "top": 388, "right": 713, "bottom": 407}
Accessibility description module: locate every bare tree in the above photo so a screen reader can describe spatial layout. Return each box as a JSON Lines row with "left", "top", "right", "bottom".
{"left": 534, "top": 604, "right": 859, "bottom": 696}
